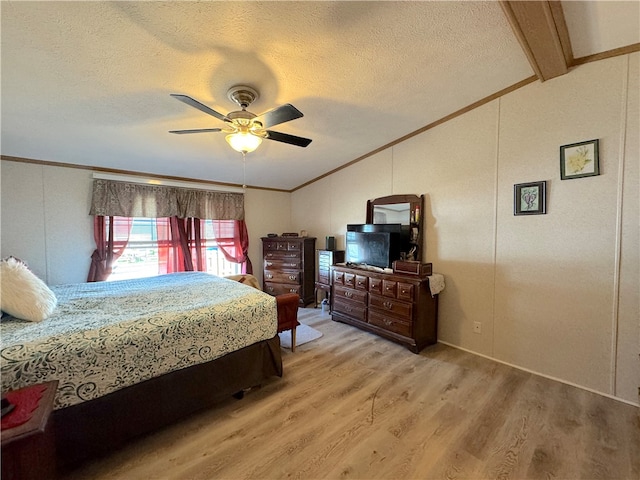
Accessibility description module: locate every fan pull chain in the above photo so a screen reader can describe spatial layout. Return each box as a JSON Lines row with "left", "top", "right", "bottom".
{"left": 242, "top": 153, "right": 247, "bottom": 191}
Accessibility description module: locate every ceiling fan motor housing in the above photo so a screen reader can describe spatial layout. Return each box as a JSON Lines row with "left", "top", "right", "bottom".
{"left": 227, "top": 85, "right": 259, "bottom": 109}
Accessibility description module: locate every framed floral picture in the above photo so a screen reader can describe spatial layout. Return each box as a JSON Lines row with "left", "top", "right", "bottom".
{"left": 560, "top": 139, "right": 599, "bottom": 180}
{"left": 514, "top": 181, "right": 546, "bottom": 216}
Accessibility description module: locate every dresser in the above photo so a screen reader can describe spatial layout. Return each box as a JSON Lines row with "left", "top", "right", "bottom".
{"left": 315, "top": 250, "right": 345, "bottom": 308}
{"left": 331, "top": 265, "right": 438, "bottom": 353}
{"left": 261, "top": 237, "right": 316, "bottom": 306}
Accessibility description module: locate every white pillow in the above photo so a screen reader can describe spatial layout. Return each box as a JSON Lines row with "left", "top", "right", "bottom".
{"left": 0, "top": 257, "right": 57, "bottom": 322}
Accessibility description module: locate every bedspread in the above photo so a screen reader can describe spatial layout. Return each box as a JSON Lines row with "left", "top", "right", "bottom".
{"left": 0, "top": 272, "right": 277, "bottom": 409}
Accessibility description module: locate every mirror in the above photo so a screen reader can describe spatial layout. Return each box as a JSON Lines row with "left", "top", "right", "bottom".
{"left": 372, "top": 203, "right": 410, "bottom": 225}
{"left": 366, "top": 194, "right": 425, "bottom": 263}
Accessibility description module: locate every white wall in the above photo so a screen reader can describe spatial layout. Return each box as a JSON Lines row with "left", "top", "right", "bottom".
{"left": 292, "top": 53, "right": 639, "bottom": 405}
{"left": 244, "top": 187, "right": 292, "bottom": 286}
{"left": 0, "top": 162, "right": 291, "bottom": 287}
{"left": 616, "top": 52, "right": 639, "bottom": 403}
{"left": 291, "top": 150, "right": 393, "bottom": 251}
{"left": 0, "top": 162, "right": 94, "bottom": 284}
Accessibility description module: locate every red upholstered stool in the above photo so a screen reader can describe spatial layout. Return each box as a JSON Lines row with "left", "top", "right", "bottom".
{"left": 276, "top": 293, "right": 300, "bottom": 351}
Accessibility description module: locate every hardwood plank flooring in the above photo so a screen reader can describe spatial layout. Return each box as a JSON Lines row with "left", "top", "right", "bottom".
{"left": 66, "top": 308, "right": 639, "bottom": 480}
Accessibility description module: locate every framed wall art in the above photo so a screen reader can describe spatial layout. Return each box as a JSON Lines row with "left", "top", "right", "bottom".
{"left": 514, "top": 181, "right": 546, "bottom": 216}
{"left": 560, "top": 139, "right": 599, "bottom": 180}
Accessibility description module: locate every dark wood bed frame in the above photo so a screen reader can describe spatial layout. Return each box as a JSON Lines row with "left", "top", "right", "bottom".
{"left": 53, "top": 335, "right": 283, "bottom": 472}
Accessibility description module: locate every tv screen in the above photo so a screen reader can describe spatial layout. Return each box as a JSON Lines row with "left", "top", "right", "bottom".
{"left": 346, "top": 231, "right": 398, "bottom": 268}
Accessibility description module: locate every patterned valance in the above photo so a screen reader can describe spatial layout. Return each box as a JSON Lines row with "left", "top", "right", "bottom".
{"left": 89, "top": 179, "right": 244, "bottom": 220}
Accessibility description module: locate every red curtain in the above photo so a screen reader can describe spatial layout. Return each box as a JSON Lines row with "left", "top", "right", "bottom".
{"left": 89, "top": 216, "right": 251, "bottom": 279}
{"left": 160, "top": 218, "right": 251, "bottom": 274}
{"left": 157, "top": 217, "right": 206, "bottom": 274}
{"left": 87, "top": 216, "right": 133, "bottom": 282}
{"left": 212, "top": 220, "right": 253, "bottom": 274}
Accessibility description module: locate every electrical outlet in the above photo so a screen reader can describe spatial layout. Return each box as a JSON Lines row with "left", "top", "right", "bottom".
{"left": 473, "top": 322, "right": 482, "bottom": 334}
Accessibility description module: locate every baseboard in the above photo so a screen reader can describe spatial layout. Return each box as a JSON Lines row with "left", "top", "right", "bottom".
{"left": 437, "top": 340, "right": 639, "bottom": 408}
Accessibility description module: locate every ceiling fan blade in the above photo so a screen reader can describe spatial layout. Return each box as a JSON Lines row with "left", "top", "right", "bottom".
{"left": 255, "top": 104, "right": 303, "bottom": 129}
{"left": 170, "top": 94, "right": 230, "bottom": 123}
{"left": 265, "top": 130, "right": 312, "bottom": 147}
{"left": 169, "top": 128, "right": 222, "bottom": 134}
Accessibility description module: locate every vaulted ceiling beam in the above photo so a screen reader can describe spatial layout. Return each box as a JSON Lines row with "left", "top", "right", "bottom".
{"left": 500, "top": 1, "right": 573, "bottom": 81}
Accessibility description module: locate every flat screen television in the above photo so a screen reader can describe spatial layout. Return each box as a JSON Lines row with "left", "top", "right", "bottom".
{"left": 345, "top": 231, "right": 394, "bottom": 268}
{"left": 345, "top": 224, "right": 409, "bottom": 268}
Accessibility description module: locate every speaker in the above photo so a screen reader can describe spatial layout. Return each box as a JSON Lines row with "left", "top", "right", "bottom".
{"left": 325, "top": 236, "right": 335, "bottom": 250}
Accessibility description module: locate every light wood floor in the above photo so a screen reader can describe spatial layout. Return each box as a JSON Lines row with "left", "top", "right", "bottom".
{"left": 67, "top": 308, "right": 639, "bottom": 480}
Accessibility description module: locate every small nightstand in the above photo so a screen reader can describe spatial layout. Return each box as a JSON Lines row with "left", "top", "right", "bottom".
{"left": 315, "top": 249, "right": 345, "bottom": 310}
{"left": 1, "top": 381, "right": 58, "bottom": 480}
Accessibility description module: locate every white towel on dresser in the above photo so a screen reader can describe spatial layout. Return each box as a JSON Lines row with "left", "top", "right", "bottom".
{"left": 427, "top": 273, "right": 445, "bottom": 296}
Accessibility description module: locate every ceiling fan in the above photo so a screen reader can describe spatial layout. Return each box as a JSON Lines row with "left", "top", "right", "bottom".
{"left": 169, "top": 86, "right": 312, "bottom": 154}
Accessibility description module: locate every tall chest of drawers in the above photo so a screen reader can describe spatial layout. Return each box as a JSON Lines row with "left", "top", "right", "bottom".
{"left": 331, "top": 265, "right": 438, "bottom": 353}
{"left": 261, "top": 236, "right": 316, "bottom": 306}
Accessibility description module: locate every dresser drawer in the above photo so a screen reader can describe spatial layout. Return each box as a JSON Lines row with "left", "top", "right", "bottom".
{"left": 334, "top": 285, "right": 367, "bottom": 304}
{"left": 333, "top": 270, "right": 344, "bottom": 285}
{"left": 265, "top": 251, "right": 301, "bottom": 261}
{"left": 369, "top": 277, "right": 382, "bottom": 295}
{"left": 318, "top": 252, "right": 332, "bottom": 266}
{"left": 277, "top": 241, "right": 301, "bottom": 252}
{"left": 382, "top": 280, "right": 397, "bottom": 298}
{"left": 318, "top": 272, "right": 330, "bottom": 285}
{"left": 333, "top": 298, "right": 367, "bottom": 322}
{"left": 380, "top": 279, "right": 415, "bottom": 300}
{"left": 263, "top": 270, "right": 301, "bottom": 285}
{"left": 369, "top": 294, "right": 412, "bottom": 320}
{"left": 343, "top": 272, "right": 356, "bottom": 288}
{"left": 369, "top": 310, "right": 412, "bottom": 337}
{"left": 264, "top": 240, "right": 301, "bottom": 253}
{"left": 355, "top": 274, "right": 368, "bottom": 290}
{"left": 397, "top": 282, "right": 414, "bottom": 301}
{"left": 264, "top": 282, "right": 301, "bottom": 296}
{"left": 264, "top": 259, "right": 301, "bottom": 270}
{"left": 318, "top": 263, "right": 331, "bottom": 276}
{"left": 263, "top": 240, "right": 278, "bottom": 252}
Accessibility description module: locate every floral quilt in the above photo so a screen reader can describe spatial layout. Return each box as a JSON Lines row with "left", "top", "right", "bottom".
{"left": 0, "top": 272, "right": 277, "bottom": 409}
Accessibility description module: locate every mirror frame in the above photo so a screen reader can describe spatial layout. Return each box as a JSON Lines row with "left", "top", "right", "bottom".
{"left": 366, "top": 194, "right": 425, "bottom": 263}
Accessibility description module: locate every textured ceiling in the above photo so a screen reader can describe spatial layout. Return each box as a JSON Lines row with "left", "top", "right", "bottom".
{"left": 1, "top": 1, "right": 638, "bottom": 190}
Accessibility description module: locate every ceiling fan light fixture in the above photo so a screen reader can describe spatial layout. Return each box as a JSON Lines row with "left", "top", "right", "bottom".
{"left": 226, "top": 132, "right": 262, "bottom": 153}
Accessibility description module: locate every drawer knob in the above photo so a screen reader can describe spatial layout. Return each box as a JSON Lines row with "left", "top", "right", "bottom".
{"left": 266, "top": 274, "right": 273, "bottom": 279}
{"left": 383, "top": 301, "right": 393, "bottom": 309}
{"left": 383, "top": 318, "right": 393, "bottom": 326}
{"left": 345, "top": 291, "right": 353, "bottom": 298}
{"left": 266, "top": 262, "right": 273, "bottom": 267}
{"left": 289, "top": 275, "right": 296, "bottom": 280}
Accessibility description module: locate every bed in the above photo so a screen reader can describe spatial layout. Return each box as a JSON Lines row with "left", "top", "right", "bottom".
{"left": 0, "top": 271, "right": 283, "bottom": 469}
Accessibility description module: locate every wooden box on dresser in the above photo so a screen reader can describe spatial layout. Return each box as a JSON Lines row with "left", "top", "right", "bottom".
{"left": 331, "top": 265, "right": 438, "bottom": 353}
{"left": 261, "top": 236, "right": 316, "bottom": 306}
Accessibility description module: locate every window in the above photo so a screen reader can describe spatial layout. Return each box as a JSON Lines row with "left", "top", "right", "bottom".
{"left": 109, "top": 217, "right": 241, "bottom": 281}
